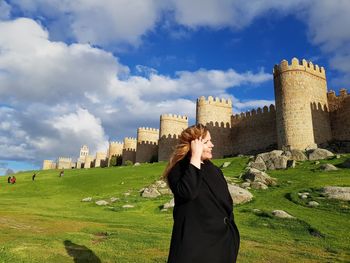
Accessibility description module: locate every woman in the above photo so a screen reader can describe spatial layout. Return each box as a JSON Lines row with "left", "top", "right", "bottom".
{"left": 163, "top": 124, "right": 240, "bottom": 263}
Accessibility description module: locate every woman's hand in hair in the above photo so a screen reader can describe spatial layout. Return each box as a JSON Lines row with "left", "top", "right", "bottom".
{"left": 190, "top": 137, "right": 204, "bottom": 169}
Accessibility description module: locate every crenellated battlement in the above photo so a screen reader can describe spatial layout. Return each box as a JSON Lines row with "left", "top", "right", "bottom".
{"left": 327, "top": 88, "right": 348, "bottom": 98}
{"left": 160, "top": 114, "right": 188, "bottom": 121}
{"left": 273, "top": 57, "right": 326, "bottom": 79}
{"left": 109, "top": 141, "right": 123, "bottom": 145}
{"left": 137, "top": 127, "right": 159, "bottom": 133}
{"left": 232, "top": 104, "right": 275, "bottom": 121}
{"left": 197, "top": 96, "right": 232, "bottom": 107}
{"left": 123, "top": 137, "right": 137, "bottom": 150}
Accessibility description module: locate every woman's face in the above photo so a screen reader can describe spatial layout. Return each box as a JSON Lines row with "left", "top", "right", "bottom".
{"left": 201, "top": 131, "right": 214, "bottom": 160}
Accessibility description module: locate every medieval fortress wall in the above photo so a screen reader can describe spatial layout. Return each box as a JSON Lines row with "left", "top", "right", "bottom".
{"left": 158, "top": 114, "right": 189, "bottom": 161}
{"left": 135, "top": 127, "right": 159, "bottom": 163}
{"left": 43, "top": 58, "right": 350, "bottom": 170}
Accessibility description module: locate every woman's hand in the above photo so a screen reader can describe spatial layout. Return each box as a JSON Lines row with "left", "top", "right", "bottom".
{"left": 190, "top": 137, "right": 204, "bottom": 169}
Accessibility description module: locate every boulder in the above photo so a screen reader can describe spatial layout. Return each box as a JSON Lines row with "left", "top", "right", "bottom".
{"left": 272, "top": 210, "right": 295, "bottom": 219}
{"left": 308, "top": 201, "right": 319, "bottom": 207}
{"left": 242, "top": 168, "right": 277, "bottom": 186}
{"left": 122, "top": 205, "right": 134, "bottom": 208}
{"left": 81, "top": 197, "right": 92, "bottom": 202}
{"left": 240, "top": 182, "right": 251, "bottom": 189}
{"left": 308, "top": 148, "right": 334, "bottom": 160}
{"left": 285, "top": 149, "right": 307, "bottom": 161}
{"left": 163, "top": 198, "right": 175, "bottom": 209}
{"left": 248, "top": 156, "right": 267, "bottom": 171}
{"left": 322, "top": 186, "right": 350, "bottom": 201}
{"left": 320, "top": 164, "right": 338, "bottom": 171}
{"left": 256, "top": 150, "right": 288, "bottom": 170}
{"left": 95, "top": 200, "right": 109, "bottom": 206}
{"left": 227, "top": 184, "right": 253, "bottom": 205}
{"left": 141, "top": 187, "right": 161, "bottom": 198}
{"left": 110, "top": 197, "right": 119, "bottom": 202}
{"left": 250, "top": 181, "right": 268, "bottom": 190}
{"left": 134, "top": 162, "right": 141, "bottom": 166}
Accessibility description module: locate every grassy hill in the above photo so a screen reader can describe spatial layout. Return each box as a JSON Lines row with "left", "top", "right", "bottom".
{"left": 0, "top": 155, "right": 349, "bottom": 263}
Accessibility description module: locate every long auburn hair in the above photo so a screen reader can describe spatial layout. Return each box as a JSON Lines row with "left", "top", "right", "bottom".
{"left": 162, "top": 124, "right": 208, "bottom": 180}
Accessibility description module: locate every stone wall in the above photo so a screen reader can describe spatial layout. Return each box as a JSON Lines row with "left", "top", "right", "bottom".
{"left": 231, "top": 105, "right": 277, "bottom": 155}
{"left": 196, "top": 96, "right": 232, "bottom": 158}
{"left": 107, "top": 141, "right": 123, "bottom": 166}
{"left": 136, "top": 127, "right": 159, "bottom": 163}
{"left": 57, "top": 157, "right": 72, "bottom": 169}
{"left": 158, "top": 114, "right": 188, "bottom": 161}
{"left": 42, "top": 160, "right": 56, "bottom": 170}
{"left": 84, "top": 155, "right": 94, "bottom": 168}
{"left": 95, "top": 151, "right": 107, "bottom": 167}
{"left": 328, "top": 89, "right": 350, "bottom": 141}
{"left": 274, "top": 58, "right": 331, "bottom": 150}
{"left": 122, "top": 137, "right": 137, "bottom": 164}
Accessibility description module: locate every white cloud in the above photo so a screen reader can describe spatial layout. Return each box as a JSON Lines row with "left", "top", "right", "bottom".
{"left": 9, "top": 0, "right": 163, "bottom": 47}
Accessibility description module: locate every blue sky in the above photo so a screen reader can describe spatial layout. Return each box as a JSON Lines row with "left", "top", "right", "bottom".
{"left": 0, "top": 0, "right": 349, "bottom": 175}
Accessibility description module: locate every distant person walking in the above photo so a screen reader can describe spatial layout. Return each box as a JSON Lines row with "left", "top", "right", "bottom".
{"left": 7, "top": 176, "right": 11, "bottom": 183}
{"left": 32, "top": 173, "right": 36, "bottom": 181}
{"left": 10, "top": 176, "right": 16, "bottom": 184}
{"left": 59, "top": 170, "right": 64, "bottom": 177}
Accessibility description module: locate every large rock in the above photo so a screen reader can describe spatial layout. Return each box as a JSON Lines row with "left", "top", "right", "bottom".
{"left": 242, "top": 168, "right": 277, "bottom": 186}
{"left": 141, "top": 187, "right": 161, "bottom": 198}
{"left": 284, "top": 149, "right": 308, "bottom": 161}
{"left": 163, "top": 198, "right": 175, "bottom": 209}
{"left": 256, "top": 150, "right": 288, "bottom": 170}
{"left": 95, "top": 200, "right": 109, "bottom": 206}
{"left": 250, "top": 181, "right": 268, "bottom": 190}
{"left": 227, "top": 184, "right": 253, "bottom": 205}
{"left": 320, "top": 164, "right": 338, "bottom": 171}
{"left": 308, "top": 148, "right": 334, "bottom": 160}
{"left": 248, "top": 156, "right": 267, "bottom": 171}
{"left": 272, "top": 210, "right": 295, "bottom": 219}
{"left": 322, "top": 186, "right": 350, "bottom": 201}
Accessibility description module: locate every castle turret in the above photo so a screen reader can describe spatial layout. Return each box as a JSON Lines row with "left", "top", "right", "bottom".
{"left": 136, "top": 127, "right": 159, "bottom": 163}
{"left": 77, "top": 145, "right": 89, "bottom": 169}
{"left": 122, "top": 137, "right": 137, "bottom": 164}
{"left": 108, "top": 141, "right": 123, "bottom": 166}
{"left": 273, "top": 58, "right": 332, "bottom": 150}
{"left": 95, "top": 151, "right": 107, "bottom": 167}
{"left": 42, "top": 160, "right": 56, "bottom": 170}
{"left": 158, "top": 114, "right": 188, "bottom": 161}
{"left": 196, "top": 96, "right": 232, "bottom": 158}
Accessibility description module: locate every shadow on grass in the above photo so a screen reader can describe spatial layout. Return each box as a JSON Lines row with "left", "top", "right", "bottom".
{"left": 64, "top": 240, "right": 101, "bottom": 263}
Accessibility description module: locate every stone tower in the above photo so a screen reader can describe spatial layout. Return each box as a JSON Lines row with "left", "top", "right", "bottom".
{"left": 196, "top": 96, "right": 232, "bottom": 158}
{"left": 95, "top": 151, "right": 107, "bottom": 167}
{"left": 122, "top": 137, "right": 137, "bottom": 164}
{"left": 77, "top": 145, "right": 89, "bottom": 168}
{"left": 273, "top": 58, "right": 332, "bottom": 150}
{"left": 158, "top": 114, "right": 188, "bottom": 161}
{"left": 136, "top": 127, "right": 159, "bottom": 163}
{"left": 108, "top": 141, "right": 123, "bottom": 166}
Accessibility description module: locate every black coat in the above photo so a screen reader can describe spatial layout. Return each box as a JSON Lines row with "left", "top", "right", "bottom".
{"left": 167, "top": 158, "right": 240, "bottom": 263}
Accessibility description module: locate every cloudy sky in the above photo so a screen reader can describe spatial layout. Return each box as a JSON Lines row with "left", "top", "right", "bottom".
{"left": 1, "top": 0, "right": 350, "bottom": 174}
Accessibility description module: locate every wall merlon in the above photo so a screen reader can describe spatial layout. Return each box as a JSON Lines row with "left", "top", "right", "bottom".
{"left": 137, "top": 127, "right": 159, "bottom": 132}
{"left": 197, "top": 96, "right": 232, "bottom": 107}
{"left": 273, "top": 57, "right": 325, "bottom": 79}
{"left": 109, "top": 141, "right": 123, "bottom": 145}
{"left": 232, "top": 104, "right": 275, "bottom": 121}
{"left": 160, "top": 113, "right": 188, "bottom": 121}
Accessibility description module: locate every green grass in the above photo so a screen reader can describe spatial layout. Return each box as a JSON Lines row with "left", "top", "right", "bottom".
{"left": 0, "top": 155, "right": 349, "bottom": 262}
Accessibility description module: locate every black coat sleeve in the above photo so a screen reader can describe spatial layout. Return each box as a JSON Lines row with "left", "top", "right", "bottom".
{"left": 167, "top": 161, "right": 202, "bottom": 201}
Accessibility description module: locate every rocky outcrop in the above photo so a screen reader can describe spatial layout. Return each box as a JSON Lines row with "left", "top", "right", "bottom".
{"left": 227, "top": 184, "right": 253, "bottom": 205}
{"left": 307, "top": 148, "right": 334, "bottom": 160}
{"left": 322, "top": 186, "right": 350, "bottom": 201}
{"left": 242, "top": 168, "right": 277, "bottom": 186}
